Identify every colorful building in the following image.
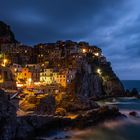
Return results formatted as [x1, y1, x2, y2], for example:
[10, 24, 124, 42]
[26, 64, 40, 82]
[40, 68, 67, 87]
[17, 68, 32, 85]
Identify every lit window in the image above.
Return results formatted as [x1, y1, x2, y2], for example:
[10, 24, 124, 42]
[94, 52, 99, 56]
[82, 49, 86, 53]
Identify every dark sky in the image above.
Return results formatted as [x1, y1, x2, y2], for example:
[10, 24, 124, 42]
[0, 0, 140, 80]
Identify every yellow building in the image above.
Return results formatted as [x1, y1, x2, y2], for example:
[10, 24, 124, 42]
[53, 72, 67, 87]
[40, 69, 67, 87]
[40, 68, 53, 83]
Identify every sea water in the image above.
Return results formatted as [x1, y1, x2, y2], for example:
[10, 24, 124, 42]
[122, 80, 140, 91]
[38, 81, 140, 140]
[69, 81, 140, 140]
[70, 97, 140, 140]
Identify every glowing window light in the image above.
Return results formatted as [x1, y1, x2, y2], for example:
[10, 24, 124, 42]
[82, 49, 86, 53]
[94, 52, 99, 56]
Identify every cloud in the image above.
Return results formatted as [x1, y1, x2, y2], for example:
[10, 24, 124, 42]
[0, 0, 140, 79]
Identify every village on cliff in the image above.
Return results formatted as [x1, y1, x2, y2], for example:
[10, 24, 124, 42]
[0, 21, 124, 94]
[0, 21, 139, 139]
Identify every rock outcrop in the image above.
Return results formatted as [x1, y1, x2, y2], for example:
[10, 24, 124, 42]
[0, 90, 17, 140]
[0, 21, 17, 43]
[73, 53, 125, 98]
[19, 94, 56, 114]
[57, 94, 99, 113]
[75, 70, 103, 98]
[100, 62, 125, 96]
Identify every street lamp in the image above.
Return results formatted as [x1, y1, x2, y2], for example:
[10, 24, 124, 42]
[97, 68, 101, 75]
[2, 59, 8, 67]
[28, 78, 32, 83]
[82, 49, 86, 53]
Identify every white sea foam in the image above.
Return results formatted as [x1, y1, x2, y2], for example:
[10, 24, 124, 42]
[105, 101, 140, 105]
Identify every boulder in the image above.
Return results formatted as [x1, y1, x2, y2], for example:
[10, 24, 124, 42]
[131, 88, 139, 96]
[129, 111, 137, 117]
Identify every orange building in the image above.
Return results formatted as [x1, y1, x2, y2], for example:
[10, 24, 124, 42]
[17, 68, 32, 84]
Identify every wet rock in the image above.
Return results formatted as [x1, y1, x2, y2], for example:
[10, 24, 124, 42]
[129, 111, 137, 117]
[74, 106, 122, 128]
[125, 89, 130, 96]
[125, 88, 139, 97]
[131, 88, 139, 96]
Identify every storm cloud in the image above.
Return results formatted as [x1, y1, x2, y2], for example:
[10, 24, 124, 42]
[0, 0, 140, 79]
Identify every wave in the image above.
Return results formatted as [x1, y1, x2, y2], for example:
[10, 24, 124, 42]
[121, 109, 140, 115]
[117, 97, 137, 100]
[36, 131, 72, 140]
[105, 101, 140, 105]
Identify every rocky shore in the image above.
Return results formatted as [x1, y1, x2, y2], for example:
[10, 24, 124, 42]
[0, 91, 125, 140]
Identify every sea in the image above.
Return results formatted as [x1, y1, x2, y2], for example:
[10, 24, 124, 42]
[122, 80, 140, 91]
[37, 80, 140, 140]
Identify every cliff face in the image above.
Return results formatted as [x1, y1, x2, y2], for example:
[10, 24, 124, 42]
[100, 61, 125, 96]
[74, 54, 124, 98]
[0, 21, 17, 43]
[75, 70, 103, 98]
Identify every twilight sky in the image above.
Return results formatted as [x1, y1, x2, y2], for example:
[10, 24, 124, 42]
[0, 0, 140, 80]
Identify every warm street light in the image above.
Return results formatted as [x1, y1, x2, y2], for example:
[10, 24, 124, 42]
[97, 68, 101, 75]
[27, 78, 32, 86]
[2, 59, 8, 67]
[28, 78, 32, 83]
[82, 49, 86, 53]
